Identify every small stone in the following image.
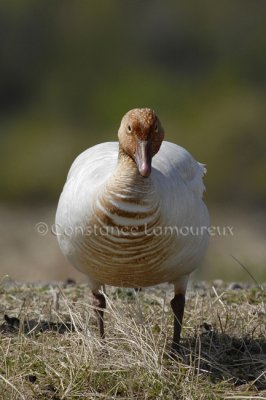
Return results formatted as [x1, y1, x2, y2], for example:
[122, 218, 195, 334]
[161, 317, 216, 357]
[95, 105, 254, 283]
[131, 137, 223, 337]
[64, 278, 76, 287]
[27, 374, 37, 383]
[227, 282, 243, 290]
[4, 314, 20, 328]
[200, 322, 213, 332]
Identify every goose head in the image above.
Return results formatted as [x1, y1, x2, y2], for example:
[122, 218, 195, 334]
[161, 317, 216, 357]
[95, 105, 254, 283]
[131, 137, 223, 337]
[118, 108, 164, 178]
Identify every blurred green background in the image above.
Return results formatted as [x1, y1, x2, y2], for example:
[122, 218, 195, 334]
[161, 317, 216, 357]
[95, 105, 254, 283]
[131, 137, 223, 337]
[0, 0, 265, 283]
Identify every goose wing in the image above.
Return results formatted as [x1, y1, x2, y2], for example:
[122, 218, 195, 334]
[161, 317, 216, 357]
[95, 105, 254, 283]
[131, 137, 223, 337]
[66, 142, 118, 185]
[152, 141, 206, 198]
[152, 141, 208, 228]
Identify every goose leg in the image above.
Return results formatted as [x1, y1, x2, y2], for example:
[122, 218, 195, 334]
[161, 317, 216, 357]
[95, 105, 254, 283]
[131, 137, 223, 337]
[170, 276, 188, 353]
[92, 290, 106, 339]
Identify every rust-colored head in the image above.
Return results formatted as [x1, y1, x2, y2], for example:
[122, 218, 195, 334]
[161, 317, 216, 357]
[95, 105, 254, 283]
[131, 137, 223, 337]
[118, 108, 164, 177]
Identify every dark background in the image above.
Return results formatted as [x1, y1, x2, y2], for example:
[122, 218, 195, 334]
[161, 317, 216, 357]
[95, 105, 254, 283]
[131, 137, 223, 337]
[0, 1, 265, 283]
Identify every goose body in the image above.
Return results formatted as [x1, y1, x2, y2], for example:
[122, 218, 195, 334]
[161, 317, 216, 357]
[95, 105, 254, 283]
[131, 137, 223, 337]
[56, 108, 209, 350]
[56, 141, 208, 288]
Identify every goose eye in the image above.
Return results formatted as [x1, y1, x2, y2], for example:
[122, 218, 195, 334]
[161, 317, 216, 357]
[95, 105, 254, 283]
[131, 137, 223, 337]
[127, 125, 132, 133]
[154, 123, 158, 133]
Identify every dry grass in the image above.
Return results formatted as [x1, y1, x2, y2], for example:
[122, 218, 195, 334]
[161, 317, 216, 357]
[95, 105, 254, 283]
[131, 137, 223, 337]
[0, 278, 265, 399]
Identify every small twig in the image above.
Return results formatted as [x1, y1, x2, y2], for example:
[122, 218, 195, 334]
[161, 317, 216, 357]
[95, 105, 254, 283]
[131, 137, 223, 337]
[248, 369, 266, 391]
[212, 286, 226, 311]
[231, 255, 264, 291]
[217, 312, 224, 335]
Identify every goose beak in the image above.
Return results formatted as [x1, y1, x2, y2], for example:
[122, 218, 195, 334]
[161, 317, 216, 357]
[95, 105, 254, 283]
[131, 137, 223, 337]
[135, 139, 152, 178]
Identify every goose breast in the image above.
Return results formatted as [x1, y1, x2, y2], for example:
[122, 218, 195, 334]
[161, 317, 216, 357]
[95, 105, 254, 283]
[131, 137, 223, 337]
[56, 141, 209, 288]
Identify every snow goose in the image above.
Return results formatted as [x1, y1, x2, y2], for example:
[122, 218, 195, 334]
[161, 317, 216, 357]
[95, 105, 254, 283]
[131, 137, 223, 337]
[56, 108, 209, 352]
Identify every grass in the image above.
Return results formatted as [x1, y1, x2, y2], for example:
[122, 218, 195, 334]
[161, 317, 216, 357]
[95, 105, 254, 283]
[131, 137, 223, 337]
[0, 279, 265, 399]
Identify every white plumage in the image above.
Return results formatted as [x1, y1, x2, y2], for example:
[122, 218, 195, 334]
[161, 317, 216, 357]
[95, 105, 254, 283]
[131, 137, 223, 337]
[56, 141, 208, 286]
[55, 108, 209, 350]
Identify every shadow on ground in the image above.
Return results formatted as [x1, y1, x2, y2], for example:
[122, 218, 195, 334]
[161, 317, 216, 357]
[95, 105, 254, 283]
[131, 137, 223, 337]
[181, 327, 266, 390]
[0, 314, 76, 335]
[1, 313, 265, 391]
